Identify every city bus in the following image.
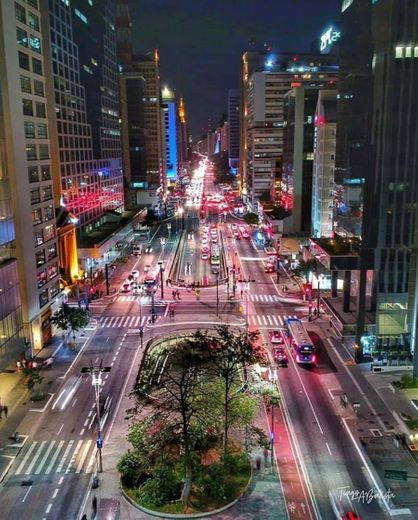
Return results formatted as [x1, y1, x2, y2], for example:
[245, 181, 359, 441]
[284, 318, 316, 365]
[210, 244, 220, 265]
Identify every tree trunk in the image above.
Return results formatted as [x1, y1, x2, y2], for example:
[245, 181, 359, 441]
[180, 454, 192, 505]
[223, 381, 229, 462]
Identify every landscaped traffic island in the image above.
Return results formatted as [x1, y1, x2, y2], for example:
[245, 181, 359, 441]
[118, 326, 276, 515]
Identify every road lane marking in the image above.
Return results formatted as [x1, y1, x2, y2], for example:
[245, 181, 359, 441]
[15, 442, 38, 475]
[46, 504, 52, 514]
[45, 440, 65, 474]
[26, 441, 46, 474]
[325, 442, 332, 455]
[52, 488, 59, 499]
[56, 440, 74, 473]
[76, 440, 92, 474]
[35, 441, 56, 475]
[66, 439, 83, 474]
[327, 388, 335, 401]
[22, 485, 32, 502]
[57, 424, 64, 435]
[80, 429, 85, 436]
[72, 399, 77, 408]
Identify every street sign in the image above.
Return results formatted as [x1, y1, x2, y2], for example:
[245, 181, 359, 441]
[384, 469, 407, 481]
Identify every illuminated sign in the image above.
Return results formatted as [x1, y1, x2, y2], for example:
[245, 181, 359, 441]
[320, 27, 341, 53]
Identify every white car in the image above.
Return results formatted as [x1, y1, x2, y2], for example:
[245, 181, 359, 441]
[143, 264, 151, 273]
[131, 270, 139, 279]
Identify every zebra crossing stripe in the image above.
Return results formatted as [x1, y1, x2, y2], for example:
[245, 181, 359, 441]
[76, 440, 93, 474]
[66, 439, 83, 474]
[35, 440, 56, 475]
[56, 440, 74, 473]
[45, 440, 65, 474]
[15, 442, 38, 475]
[25, 441, 46, 475]
[267, 315, 273, 326]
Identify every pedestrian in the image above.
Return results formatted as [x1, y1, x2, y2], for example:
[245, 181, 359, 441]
[92, 495, 98, 514]
[3, 405, 8, 418]
[172, 289, 176, 299]
[16, 361, 21, 372]
[176, 289, 180, 300]
[256, 456, 261, 470]
[263, 447, 269, 466]
[22, 359, 27, 369]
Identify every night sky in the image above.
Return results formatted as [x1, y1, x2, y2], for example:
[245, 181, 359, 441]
[130, 0, 342, 138]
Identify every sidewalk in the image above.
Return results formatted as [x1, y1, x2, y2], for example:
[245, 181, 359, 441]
[81, 363, 287, 519]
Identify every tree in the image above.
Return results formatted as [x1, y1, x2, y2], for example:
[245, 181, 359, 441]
[243, 212, 259, 226]
[51, 304, 89, 340]
[134, 339, 206, 506]
[291, 259, 317, 283]
[23, 367, 44, 399]
[191, 326, 264, 462]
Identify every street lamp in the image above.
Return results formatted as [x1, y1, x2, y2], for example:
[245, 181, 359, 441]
[80, 361, 111, 474]
[158, 260, 165, 299]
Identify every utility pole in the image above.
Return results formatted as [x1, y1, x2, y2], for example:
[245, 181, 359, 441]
[158, 260, 164, 299]
[81, 361, 111, 473]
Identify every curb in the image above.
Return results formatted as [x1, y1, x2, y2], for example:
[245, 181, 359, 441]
[121, 460, 253, 519]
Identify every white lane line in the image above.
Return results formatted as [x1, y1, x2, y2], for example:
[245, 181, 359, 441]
[58, 476, 64, 485]
[66, 439, 83, 474]
[76, 440, 93, 474]
[72, 399, 77, 408]
[46, 504, 52, 514]
[45, 440, 65, 474]
[52, 488, 59, 499]
[83, 419, 89, 427]
[26, 441, 46, 474]
[80, 429, 85, 436]
[57, 424, 64, 435]
[56, 440, 74, 473]
[85, 449, 96, 475]
[35, 441, 56, 475]
[325, 442, 332, 455]
[22, 485, 32, 503]
[328, 388, 335, 401]
[15, 442, 38, 475]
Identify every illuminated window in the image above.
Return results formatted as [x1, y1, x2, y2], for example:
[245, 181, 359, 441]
[74, 8, 88, 24]
[30, 34, 41, 54]
[405, 46, 412, 58]
[415, 47, 418, 58]
[17, 27, 28, 47]
[395, 46, 404, 58]
[44, 224, 55, 241]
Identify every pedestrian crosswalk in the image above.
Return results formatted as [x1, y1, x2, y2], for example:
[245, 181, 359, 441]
[88, 302, 107, 318]
[99, 315, 148, 328]
[248, 294, 280, 303]
[10, 439, 94, 477]
[115, 295, 166, 304]
[248, 314, 299, 327]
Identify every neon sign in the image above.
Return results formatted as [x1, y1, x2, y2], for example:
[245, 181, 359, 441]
[320, 27, 341, 53]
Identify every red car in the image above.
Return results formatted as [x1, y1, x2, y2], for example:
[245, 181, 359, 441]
[273, 347, 288, 366]
[269, 330, 284, 344]
[264, 263, 274, 273]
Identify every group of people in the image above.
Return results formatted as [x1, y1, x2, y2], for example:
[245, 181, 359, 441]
[0, 404, 9, 419]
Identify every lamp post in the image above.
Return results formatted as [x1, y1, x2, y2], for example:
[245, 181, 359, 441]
[151, 288, 156, 322]
[81, 361, 111, 474]
[216, 272, 220, 317]
[158, 260, 165, 299]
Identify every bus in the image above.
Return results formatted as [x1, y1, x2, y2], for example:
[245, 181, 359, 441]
[134, 226, 151, 242]
[210, 244, 220, 266]
[284, 318, 316, 365]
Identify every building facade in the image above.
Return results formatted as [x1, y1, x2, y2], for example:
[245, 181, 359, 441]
[311, 90, 337, 238]
[0, 0, 63, 358]
[161, 86, 178, 184]
[228, 89, 239, 172]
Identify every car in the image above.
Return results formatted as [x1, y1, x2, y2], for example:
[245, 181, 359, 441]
[201, 246, 209, 253]
[211, 237, 218, 244]
[231, 223, 238, 231]
[132, 285, 143, 295]
[242, 232, 250, 239]
[145, 246, 153, 253]
[121, 282, 131, 293]
[264, 263, 275, 273]
[143, 264, 151, 273]
[234, 232, 241, 240]
[269, 330, 284, 344]
[201, 252, 209, 260]
[131, 270, 140, 279]
[272, 347, 288, 366]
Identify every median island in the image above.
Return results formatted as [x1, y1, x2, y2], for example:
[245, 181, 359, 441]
[118, 326, 275, 515]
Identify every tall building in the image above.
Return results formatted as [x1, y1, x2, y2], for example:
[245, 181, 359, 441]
[228, 89, 240, 172]
[177, 97, 189, 173]
[42, 0, 124, 229]
[311, 90, 337, 238]
[367, 0, 418, 337]
[243, 54, 338, 209]
[161, 86, 178, 184]
[282, 81, 337, 234]
[0, 0, 63, 359]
